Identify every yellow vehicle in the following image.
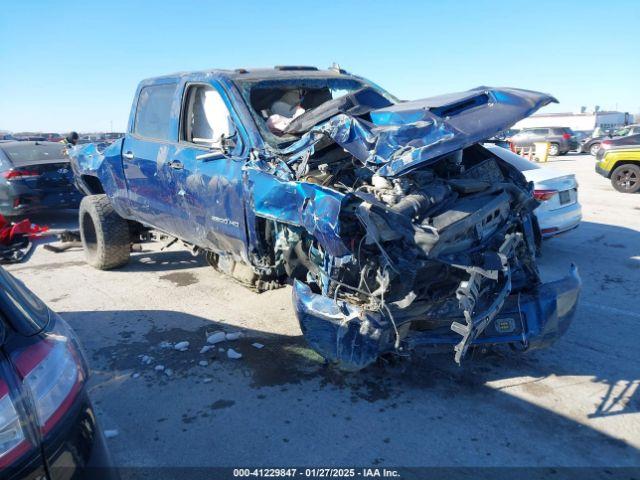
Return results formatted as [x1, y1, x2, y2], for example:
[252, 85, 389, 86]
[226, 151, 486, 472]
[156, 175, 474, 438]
[595, 134, 640, 193]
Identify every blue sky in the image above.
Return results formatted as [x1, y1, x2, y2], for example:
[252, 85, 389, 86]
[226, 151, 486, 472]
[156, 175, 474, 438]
[1, 0, 638, 132]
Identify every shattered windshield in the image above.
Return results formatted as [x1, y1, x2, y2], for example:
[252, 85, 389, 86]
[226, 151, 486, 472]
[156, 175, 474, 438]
[236, 77, 397, 147]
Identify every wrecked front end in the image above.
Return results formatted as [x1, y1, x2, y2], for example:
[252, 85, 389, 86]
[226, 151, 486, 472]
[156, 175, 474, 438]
[247, 87, 580, 370]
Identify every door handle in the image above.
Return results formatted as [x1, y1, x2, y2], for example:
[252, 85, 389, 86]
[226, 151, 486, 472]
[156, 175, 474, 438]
[168, 160, 184, 170]
[123, 151, 134, 160]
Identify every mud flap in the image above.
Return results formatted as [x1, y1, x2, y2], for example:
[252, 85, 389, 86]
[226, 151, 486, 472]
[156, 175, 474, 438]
[292, 280, 392, 371]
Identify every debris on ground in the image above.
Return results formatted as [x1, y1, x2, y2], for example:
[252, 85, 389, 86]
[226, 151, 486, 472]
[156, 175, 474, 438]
[225, 332, 243, 341]
[207, 332, 226, 344]
[158, 341, 173, 349]
[174, 341, 189, 351]
[0, 215, 48, 264]
[227, 348, 242, 359]
[199, 345, 212, 354]
[203, 378, 213, 383]
[132, 373, 140, 379]
[42, 230, 81, 253]
[164, 368, 173, 377]
[154, 365, 165, 371]
[198, 360, 208, 367]
[251, 342, 264, 349]
[104, 430, 119, 439]
[140, 355, 153, 365]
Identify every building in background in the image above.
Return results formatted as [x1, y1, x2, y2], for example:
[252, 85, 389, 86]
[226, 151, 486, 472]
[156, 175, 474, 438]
[514, 109, 632, 132]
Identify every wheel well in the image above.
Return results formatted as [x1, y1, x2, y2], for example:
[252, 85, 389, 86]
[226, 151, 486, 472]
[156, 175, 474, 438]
[81, 175, 105, 195]
[611, 160, 640, 175]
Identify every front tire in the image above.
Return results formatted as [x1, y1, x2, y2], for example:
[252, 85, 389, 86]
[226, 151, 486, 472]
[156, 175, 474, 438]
[610, 164, 640, 193]
[79, 194, 130, 269]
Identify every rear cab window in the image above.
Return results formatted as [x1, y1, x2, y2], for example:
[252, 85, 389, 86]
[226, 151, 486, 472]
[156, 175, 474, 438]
[133, 83, 177, 140]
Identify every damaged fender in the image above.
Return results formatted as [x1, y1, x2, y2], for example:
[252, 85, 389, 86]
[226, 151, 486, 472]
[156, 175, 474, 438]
[246, 167, 352, 257]
[293, 280, 393, 371]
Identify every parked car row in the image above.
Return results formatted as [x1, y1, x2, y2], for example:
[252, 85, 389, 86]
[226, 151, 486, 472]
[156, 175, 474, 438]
[502, 124, 640, 157]
[509, 127, 578, 156]
[503, 125, 640, 194]
[1, 133, 124, 144]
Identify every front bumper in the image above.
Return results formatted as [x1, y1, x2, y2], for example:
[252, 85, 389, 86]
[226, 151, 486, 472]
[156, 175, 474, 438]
[293, 265, 580, 369]
[595, 163, 610, 178]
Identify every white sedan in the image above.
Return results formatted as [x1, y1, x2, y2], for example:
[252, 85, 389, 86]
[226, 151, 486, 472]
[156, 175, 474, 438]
[486, 145, 582, 238]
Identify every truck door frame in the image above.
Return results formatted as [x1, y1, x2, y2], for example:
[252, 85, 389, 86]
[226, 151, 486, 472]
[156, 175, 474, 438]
[172, 77, 252, 260]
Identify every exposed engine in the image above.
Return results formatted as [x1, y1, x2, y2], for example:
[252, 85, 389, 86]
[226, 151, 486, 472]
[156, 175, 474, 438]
[264, 142, 541, 369]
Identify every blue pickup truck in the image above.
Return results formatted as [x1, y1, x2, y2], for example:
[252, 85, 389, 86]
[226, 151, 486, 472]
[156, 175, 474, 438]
[70, 66, 581, 370]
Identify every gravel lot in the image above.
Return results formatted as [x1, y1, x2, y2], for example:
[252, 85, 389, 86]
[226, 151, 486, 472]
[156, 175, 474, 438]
[5, 153, 640, 471]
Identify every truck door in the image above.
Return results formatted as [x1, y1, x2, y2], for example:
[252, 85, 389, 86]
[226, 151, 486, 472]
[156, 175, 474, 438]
[171, 82, 248, 256]
[122, 82, 182, 235]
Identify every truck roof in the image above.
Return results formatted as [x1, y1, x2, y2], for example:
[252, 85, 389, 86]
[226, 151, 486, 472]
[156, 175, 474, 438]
[138, 66, 356, 86]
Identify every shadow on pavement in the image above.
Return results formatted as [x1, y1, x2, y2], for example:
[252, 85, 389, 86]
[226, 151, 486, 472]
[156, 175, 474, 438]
[121, 250, 208, 273]
[538, 220, 640, 421]
[61, 307, 639, 467]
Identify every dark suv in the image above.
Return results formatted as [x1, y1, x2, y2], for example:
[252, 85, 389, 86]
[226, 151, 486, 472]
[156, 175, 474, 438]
[510, 127, 578, 156]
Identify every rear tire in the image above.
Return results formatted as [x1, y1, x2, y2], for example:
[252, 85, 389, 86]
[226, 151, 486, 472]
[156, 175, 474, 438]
[610, 164, 640, 193]
[79, 194, 130, 269]
[589, 143, 601, 156]
[548, 143, 560, 156]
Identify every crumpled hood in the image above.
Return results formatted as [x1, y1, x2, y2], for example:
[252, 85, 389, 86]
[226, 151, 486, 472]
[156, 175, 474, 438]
[274, 87, 556, 177]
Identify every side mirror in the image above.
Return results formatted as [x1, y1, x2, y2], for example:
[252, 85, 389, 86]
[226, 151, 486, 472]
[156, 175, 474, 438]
[195, 130, 239, 160]
[220, 131, 237, 155]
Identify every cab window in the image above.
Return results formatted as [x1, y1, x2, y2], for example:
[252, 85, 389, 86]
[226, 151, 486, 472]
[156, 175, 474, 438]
[134, 83, 177, 140]
[181, 84, 234, 147]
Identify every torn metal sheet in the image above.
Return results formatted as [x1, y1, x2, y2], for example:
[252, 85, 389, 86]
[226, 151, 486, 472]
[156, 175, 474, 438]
[269, 87, 556, 177]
